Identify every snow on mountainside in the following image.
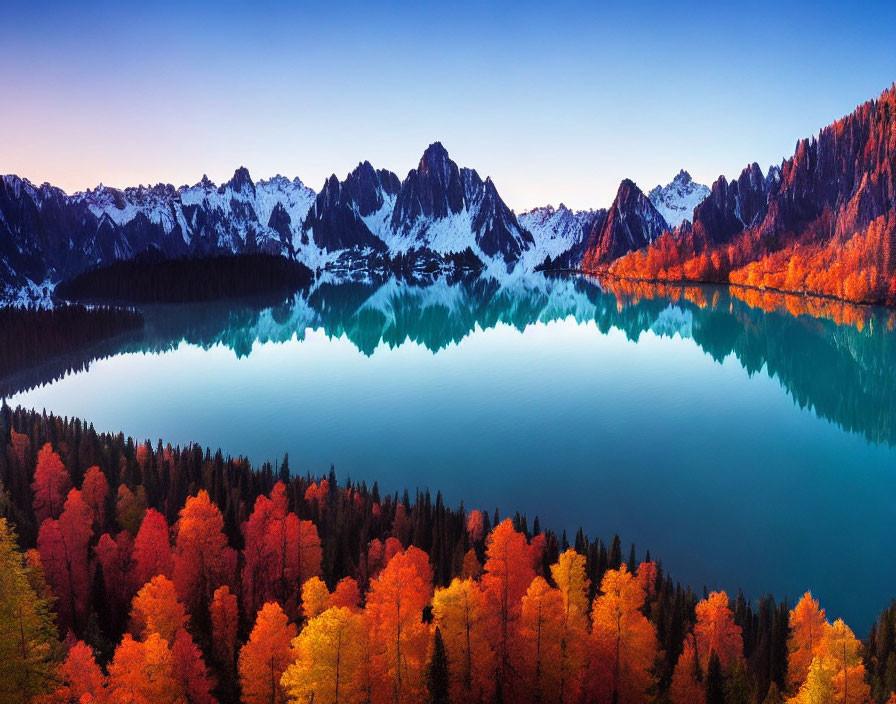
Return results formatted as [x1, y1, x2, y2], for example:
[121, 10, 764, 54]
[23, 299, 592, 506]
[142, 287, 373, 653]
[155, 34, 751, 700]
[518, 204, 601, 262]
[0, 169, 317, 301]
[647, 170, 710, 229]
[0, 145, 711, 303]
[303, 143, 533, 278]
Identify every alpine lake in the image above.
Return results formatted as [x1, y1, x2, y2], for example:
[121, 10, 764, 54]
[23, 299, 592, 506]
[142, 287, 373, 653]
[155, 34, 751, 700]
[6, 273, 895, 632]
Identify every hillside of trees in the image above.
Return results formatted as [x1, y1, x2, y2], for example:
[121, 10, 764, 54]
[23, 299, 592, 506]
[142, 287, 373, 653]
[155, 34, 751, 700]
[0, 405, 892, 704]
[55, 253, 313, 304]
[602, 85, 896, 307]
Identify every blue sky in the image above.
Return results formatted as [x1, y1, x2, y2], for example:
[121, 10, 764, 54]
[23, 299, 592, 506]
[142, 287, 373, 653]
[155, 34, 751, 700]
[2, 0, 895, 210]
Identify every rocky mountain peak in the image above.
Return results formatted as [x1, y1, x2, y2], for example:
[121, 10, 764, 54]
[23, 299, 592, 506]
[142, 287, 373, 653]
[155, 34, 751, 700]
[648, 170, 710, 229]
[582, 179, 668, 267]
[418, 142, 452, 172]
[222, 166, 255, 196]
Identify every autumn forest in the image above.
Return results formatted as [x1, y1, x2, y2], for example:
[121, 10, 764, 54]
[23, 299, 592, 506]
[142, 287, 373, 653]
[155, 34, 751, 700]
[0, 406, 892, 704]
[601, 86, 896, 307]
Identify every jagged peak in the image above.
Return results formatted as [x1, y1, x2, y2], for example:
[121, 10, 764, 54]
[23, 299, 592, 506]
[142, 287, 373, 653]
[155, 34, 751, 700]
[220, 166, 255, 195]
[613, 179, 648, 205]
[673, 169, 693, 184]
[419, 141, 451, 171]
[349, 160, 376, 179]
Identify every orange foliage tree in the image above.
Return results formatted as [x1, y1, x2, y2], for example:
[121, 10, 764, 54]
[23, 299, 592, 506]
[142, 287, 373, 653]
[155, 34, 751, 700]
[788, 591, 830, 690]
[518, 576, 566, 702]
[366, 545, 433, 704]
[590, 565, 659, 704]
[107, 632, 179, 704]
[238, 602, 297, 704]
[172, 490, 236, 614]
[669, 590, 743, 703]
[481, 519, 536, 701]
[130, 575, 188, 642]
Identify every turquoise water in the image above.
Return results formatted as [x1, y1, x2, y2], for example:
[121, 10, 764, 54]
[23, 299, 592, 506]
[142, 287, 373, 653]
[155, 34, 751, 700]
[8, 275, 896, 632]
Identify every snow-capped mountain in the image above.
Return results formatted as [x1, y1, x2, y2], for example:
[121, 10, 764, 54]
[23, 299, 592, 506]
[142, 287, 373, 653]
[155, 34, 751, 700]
[303, 142, 534, 276]
[0, 169, 316, 302]
[0, 141, 711, 303]
[517, 204, 604, 266]
[647, 170, 710, 229]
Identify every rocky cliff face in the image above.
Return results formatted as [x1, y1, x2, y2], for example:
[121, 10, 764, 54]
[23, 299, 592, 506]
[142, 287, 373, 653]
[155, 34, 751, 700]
[687, 162, 778, 248]
[387, 142, 533, 264]
[680, 87, 895, 257]
[582, 179, 668, 267]
[303, 162, 400, 252]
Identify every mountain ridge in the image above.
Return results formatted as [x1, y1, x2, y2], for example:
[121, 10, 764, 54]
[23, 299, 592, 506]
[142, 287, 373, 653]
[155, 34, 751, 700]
[606, 84, 896, 305]
[5, 85, 894, 306]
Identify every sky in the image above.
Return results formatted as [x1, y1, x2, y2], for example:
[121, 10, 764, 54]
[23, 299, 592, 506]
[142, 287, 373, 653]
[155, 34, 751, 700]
[2, 0, 896, 211]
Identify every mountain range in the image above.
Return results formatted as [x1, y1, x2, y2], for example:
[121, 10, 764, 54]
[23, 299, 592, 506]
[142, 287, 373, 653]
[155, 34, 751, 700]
[2, 84, 894, 306]
[0, 144, 703, 304]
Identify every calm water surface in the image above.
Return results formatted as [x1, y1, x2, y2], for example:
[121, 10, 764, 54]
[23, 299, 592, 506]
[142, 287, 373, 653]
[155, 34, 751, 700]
[7, 275, 896, 632]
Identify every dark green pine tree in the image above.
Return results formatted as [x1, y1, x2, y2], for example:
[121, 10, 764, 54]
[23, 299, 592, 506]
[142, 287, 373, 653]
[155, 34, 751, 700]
[705, 652, 725, 704]
[426, 627, 450, 704]
[608, 534, 622, 570]
[278, 453, 290, 483]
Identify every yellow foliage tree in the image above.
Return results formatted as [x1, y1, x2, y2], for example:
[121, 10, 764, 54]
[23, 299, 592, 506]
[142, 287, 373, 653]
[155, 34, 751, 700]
[431, 577, 494, 703]
[550, 549, 591, 703]
[301, 576, 331, 621]
[281, 606, 365, 704]
[591, 566, 659, 704]
[0, 518, 59, 703]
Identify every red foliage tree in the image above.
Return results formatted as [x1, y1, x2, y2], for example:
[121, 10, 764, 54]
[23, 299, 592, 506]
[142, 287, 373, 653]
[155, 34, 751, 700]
[132, 507, 173, 589]
[329, 576, 362, 611]
[481, 519, 536, 701]
[171, 627, 216, 704]
[242, 482, 322, 620]
[49, 640, 108, 704]
[94, 530, 137, 623]
[210, 585, 239, 672]
[37, 488, 92, 634]
[31, 443, 71, 525]
[80, 466, 109, 536]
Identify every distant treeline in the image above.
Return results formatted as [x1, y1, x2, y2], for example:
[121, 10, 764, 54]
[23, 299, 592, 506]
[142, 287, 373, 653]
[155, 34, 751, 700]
[56, 253, 314, 304]
[0, 305, 144, 394]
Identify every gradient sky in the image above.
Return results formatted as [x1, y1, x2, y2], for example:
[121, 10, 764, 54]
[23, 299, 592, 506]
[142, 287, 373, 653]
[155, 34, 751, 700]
[3, 0, 895, 211]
